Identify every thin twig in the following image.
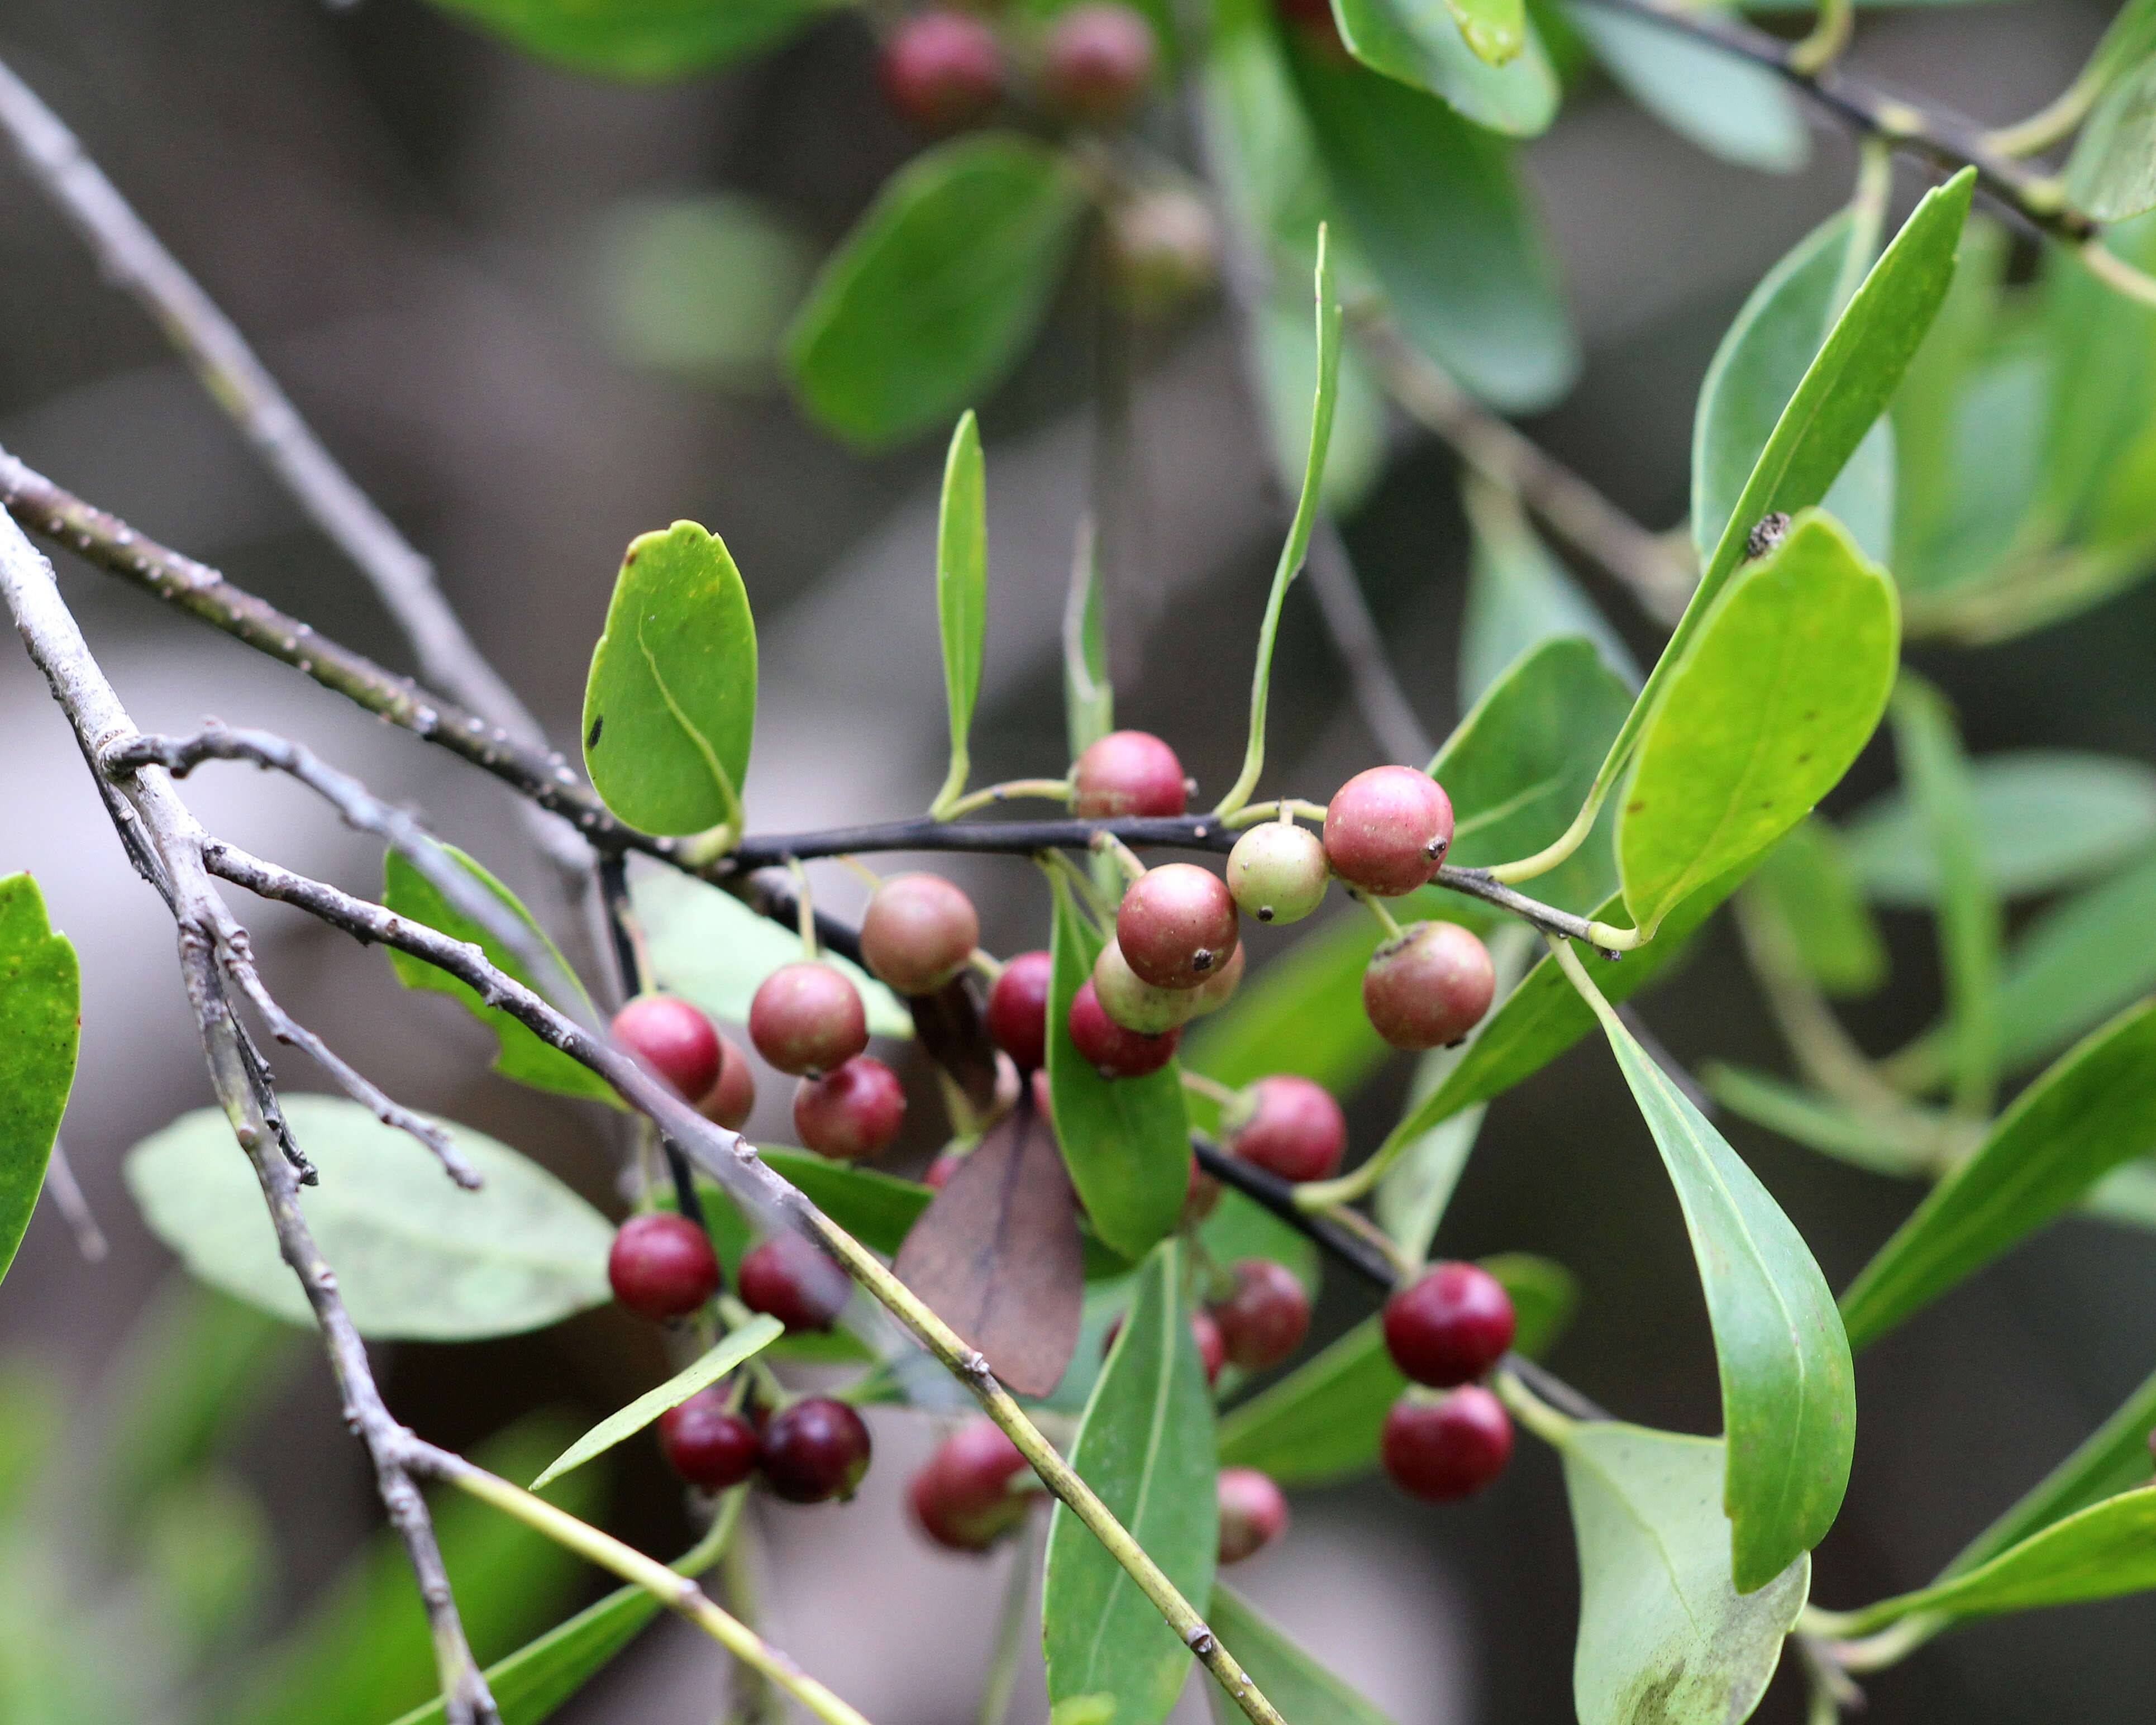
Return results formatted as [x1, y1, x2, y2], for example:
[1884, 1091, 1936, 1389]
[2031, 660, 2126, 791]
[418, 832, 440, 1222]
[1303, 520, 1435, 765]
[39, 1141, 107, 1262]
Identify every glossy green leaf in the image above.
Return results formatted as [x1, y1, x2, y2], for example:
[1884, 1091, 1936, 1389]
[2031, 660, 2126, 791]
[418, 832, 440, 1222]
[1254, 287, 1390, 512]
[1331, 0, 1560, 135]
[1446, 0, 1523, 63]
[784, 134, 1086, 449]
[1373, 1050, 1488, 1262]
[1046, 873, 1190, 1260]
[1750, 820, 1887, 999]
[385, 1578, 660, 1725]
[1459, 479, 1638, 707]
[1567, 2, 1807, 173]
[383, 847, 619, 1107]
[0, 874, 76, 1284]
[581, 520, 757, 838]
[1558, 1422, 1809, 1725]
[932, 411, 988, 815]
[1980, 847, 2156, 1075]
[2067, 54, 2156, 222]
[125, 1097, 613, 1341]
[1618, 512, 1900, 940]
[1841, 999, 2156, 1349]
[1705, 1065, 1936, 1180]
[423, 0, 836, 79]
[1043, 1242, 1217, 1725]
[1205, 1585, 1396, 1725]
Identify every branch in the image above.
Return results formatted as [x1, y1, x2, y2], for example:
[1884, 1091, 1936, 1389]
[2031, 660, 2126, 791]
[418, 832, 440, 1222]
[1302, 520, 1436, 765]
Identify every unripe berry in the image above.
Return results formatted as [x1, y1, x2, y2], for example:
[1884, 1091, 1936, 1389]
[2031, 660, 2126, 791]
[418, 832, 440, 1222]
[612, 994, 722, 1103]
[880, 9, 1006, 130]
[1363, 921, 1495, 1050]
[1209, 1259, 1310, 1371]
[1217, 1467, 1290, 1564]
[1323, 766, 1454, 897]
[1226, 821, 1330, 925]
[1093, 940, 1206, 1036]
[658, 1389, 760, 1490]
[607, 1213, 721, 1321]
[860, 874, 980, 996]
[1117, 864, 1239, 990]
[986, 949, 1055, 1070]
[1039, 2, 1157, 123]
[1105, 187, 1219, 319]
[750, 961, 869, 1076]
[1383, 1261, 1516, 1388]
[738, 1235, 853, 1333]
[1381, 1386, 1513, 1502]
[699, 1035, 757, 1131]
[1224, 1075, 1347, 1182]
[1072, 730, 1186, 818]
[792, 1056, 907, 1160]
[759, 1396, 872, 1503]
[1067, 979, 1180, 1077]
[909, 1417, 1031, 1551]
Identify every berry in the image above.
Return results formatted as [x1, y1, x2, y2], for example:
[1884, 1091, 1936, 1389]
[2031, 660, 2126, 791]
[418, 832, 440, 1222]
[1227, 822, 1330, 925]
[698, 1035, 757, 1131]
[793, 1056, 908, 1160]
[986, 949, 1055, 1070]
[1193, 1308, 1227, 1384]
[1209, 1259, 1310, 1371]
[1383, 1261, 1516, 1388]
[1067, 979, 1180, 1077]
[1072, 730, 1186, 818]
[1116, 864, 1239, 990]
[880, 9, 1006, 130]
[607, 1213, 721, 1321]
[1186, 941, 1245, 1016]
[1275, 0, 1348, 56]
[860, 874, 979, 996]
[1224, 1075, 1347, 1183]
[909, 1417, 1032, 1551]
[749, 962, 869, 1076]
[659, 1389, 760, 1490]
[1093, 940, 1206, 1036]
[759, 1397, 873, 1503]
[1217, 1467, 1290, 1564]
[1104, 187, 1219, 318]
[923, 1150, 964, 1189]
[612, 994, 722, 1103]
[1363, 921, 1495, 1050]
[738, 1235, 853, 1333]
[1323, 766, 1454, 897]
[1039, 3, 1157, 123]
[1381, 1386, 1513, 1503]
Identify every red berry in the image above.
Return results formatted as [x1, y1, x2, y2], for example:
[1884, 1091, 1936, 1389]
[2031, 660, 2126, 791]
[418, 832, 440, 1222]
[1217, 1467, 1290, 1564]
[1093, 940, 1206, 1036]
[792, 1056, 907, 1160]
[880, 9, 1006, 130]
[923, 1150, 964, 1189]
[1039, 3, 1157, 123]
[1072, 730, 1186, 818]
[1226, 821, 1330, 925]
[1225, 1075, 1347, 1183]
[759, 1396, 872, 1503]
[1209, 1259, 1310, 1371]
[860, 874, 980, 997]
[1323, 766, 1454, 897]
[987, 949, 1055, 1070]
[738, 1235, 853, 1333]
[1383, 1261, 1516, 1388]
[1363, 921, 1495, 1050]
[909, 1417, 1032, 1551]
[1193, 1308, 1227, 1384]
[612, 995, 722, 1103]
[607, 1213, 721, 1321]
[699, 1035, 757, 1131]
[659, 1389, 760, 1490]
[749, 961, 869, 1076]
[1381, 1386, 1513, 1502]
[1068, 979, 1180, 1077]
[1117, 864, 1239, 990]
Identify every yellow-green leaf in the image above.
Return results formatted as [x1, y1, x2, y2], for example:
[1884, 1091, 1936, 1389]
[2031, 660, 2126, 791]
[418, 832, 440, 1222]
[0, 873, 77, 1284]
[932, 411, 988, 814]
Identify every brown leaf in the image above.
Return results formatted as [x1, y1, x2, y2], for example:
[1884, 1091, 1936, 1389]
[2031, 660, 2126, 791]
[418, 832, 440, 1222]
[908, 973, 1001, 1112]
[892, 1094, 1084, 1397]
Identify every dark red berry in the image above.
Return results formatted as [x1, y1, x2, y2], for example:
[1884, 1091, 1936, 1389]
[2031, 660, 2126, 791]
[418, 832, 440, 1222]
[749, 961, 869, 1076]
[1117, 864, 1240, 990]
[612, 994, 722, 1103]
[1381, 1386, 1513, 1502]
[1209, 1259, 1310, 1371]
[1226, 821, 1330, 925]
[1324, 766, 1454, 897]
[1039, 2, 1157, 123]
[793, 1056, 907, 1160]
[987, 949, 1055, 1070]
[1072, 730, 1186, 818]
[607, 1213, 721, 1321]
[659, 1388, 760, 1490]
[1193, 1308, 1227, 1384]
[1383, 1261, 1516, 1388]
[880, 9, 1006, 130]
[1093, 940, 1206, 1036]
[1217, 1467, 1290, 1564]
[759, 1396, 872, 1503]
[909, 1417, 1032, 1551]
[1363, 921, 1495, 1051]
[1068, 979, 1180, 1077]
[738, 1235, 853, 1333]
[860, 874, 980, 997]
[699, 1035, 757, 1131]
[1225, 1075, 1347, 1183]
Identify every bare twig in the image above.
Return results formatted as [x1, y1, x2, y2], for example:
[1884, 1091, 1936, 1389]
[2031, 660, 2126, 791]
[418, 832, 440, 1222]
[39, 1141, 107, 1262]
[1303, 521, 1435, 765]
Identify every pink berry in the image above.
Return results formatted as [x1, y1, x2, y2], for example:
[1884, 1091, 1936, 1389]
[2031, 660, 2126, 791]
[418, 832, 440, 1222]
[1225, 1075, 1347, 1182]
[738, 1235, 852, 1333]
[923, 1150, 964, 1189]
[909, 1418, 1032, 1551]
[659, 1389, 760, 1490]
[608, 1213, 721, 1321]
[792, 1056, 907, 1160]
[1072, 730, 1186, 818]
[1363, 922, 1495, 1050]
[759, 1397, 872, 1503]
[1381, 1387, 1513, 1502]
[860, 874, 979, 997]
[1217, 1467, 1290, 1564]
[1209, 1259, 1310, 1371]
[986, 950, 1055, 1071]
[1193, 1309, 1227, 1384]
[699, 1035, 757, 1131]
[1383, 1261, 1516, 1388]
[880, 9, 1006, 130]
[1116, 864, 1239, 990]
[1039, 3, 1157, 124]
[750, 961, 869, 1076]
[612, 994, 722, 1103]
[1324, 766, 1454, 897]
[1067, 978, 1180, 1077]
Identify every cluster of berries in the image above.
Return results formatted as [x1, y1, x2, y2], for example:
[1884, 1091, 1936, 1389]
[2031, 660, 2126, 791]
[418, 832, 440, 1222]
[880, 2, 1158, 132]
[1378, 1262, 1518, 1502]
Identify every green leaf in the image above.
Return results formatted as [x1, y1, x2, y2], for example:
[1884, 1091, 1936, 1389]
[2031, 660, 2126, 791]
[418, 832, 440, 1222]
[1043, 1242, 1217, 1725]
[1618, 511, 1900, 940]
[382, 847, 618, 1107]
[1749, 820, 1887, 999]
[423, 0, 836, 79]
[1459, 479, 1638, 707]
[2030, 212, 2156, 543]
[784, 134, 1087, 450]
[1199, 1188, 1320, 1300]
[385, 1579, 660, 1725]
[125, 1097, 614, 1341]
[0, 874, 77, 1284]
[142, 1474, 275, 1656]
[1205, 1586, 1397, 1725]
[1445, 0, 1523, 64]
[530, 1316, 783, 1491]
[1840, 999, 2156, 1350]
[1567, 2, 1807, 174]
[1289, 36, 1576, 409]
[1983, 846, 2156, 1075]
[1373, 1050, 1488, 1262]
[1181, 913, 1389, 1104]
[2067, 54, 2156, 222]
[1330, 0, 1560, 135]
[932, 411, 988, 816]
[1557, 1422, 1809, 1725]
[1253, 286, 1390, 513]
[1705, 1065, 1936, 1179]
[597, 193, 811, 382]
[581, 521, 757, 838]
